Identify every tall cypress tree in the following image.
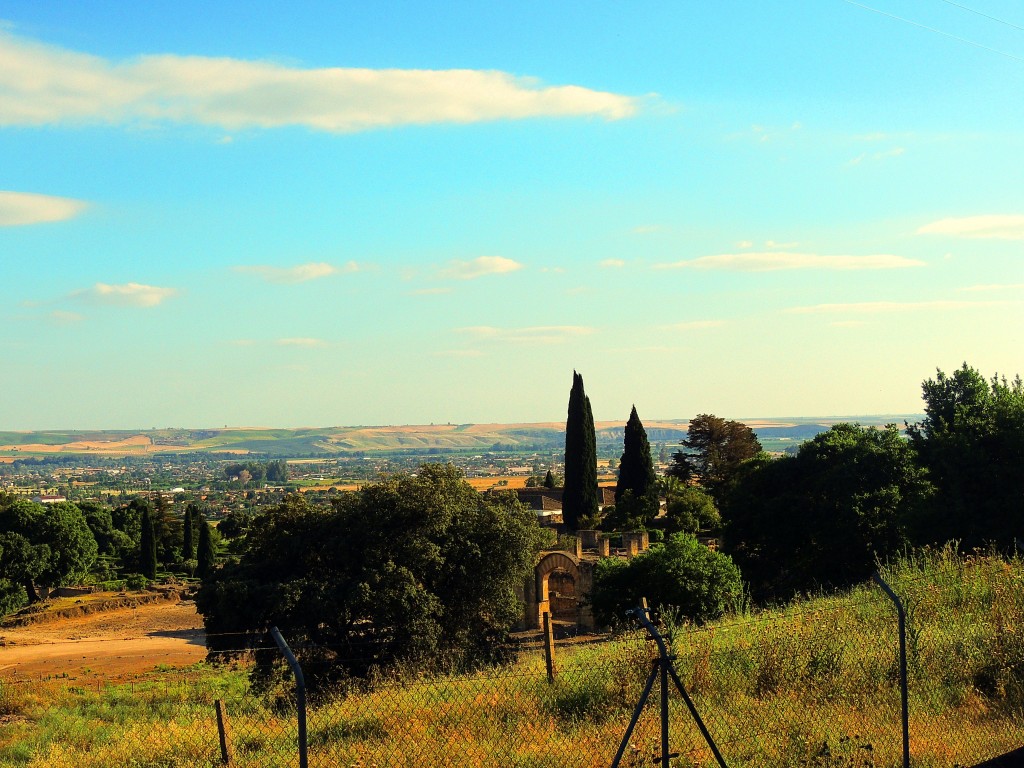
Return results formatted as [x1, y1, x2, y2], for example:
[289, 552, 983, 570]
[140, 506, 158, 580]
[563, 371, 598, 530]
[197, 519, 215, 578]
[182, 504, 196, 561]
[615, 405, 658, 504]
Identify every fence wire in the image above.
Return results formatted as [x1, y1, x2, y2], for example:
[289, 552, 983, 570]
[2, 557, 1023, 767]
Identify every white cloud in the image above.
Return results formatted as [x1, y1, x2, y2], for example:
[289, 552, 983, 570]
[661, 320, 724, 331]
[655, 252, 924, 272]
[0, 30, 637, 132]
[599, 259, 625, 268]
[440, 256, 522, 280]
[785, 300, 1011, 315]
[917, 215, 1024, 240]
[73, 282, 177, 307]
[276, 337, 325, 347]
[234, 261, 356, 283]
[765, 240, 800, 249]
[0, 190, 86, 226]
[736, 240, 753, 249]
[456, 325, 593, 344]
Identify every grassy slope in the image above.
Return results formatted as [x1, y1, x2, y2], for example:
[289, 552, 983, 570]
[1, 547, 1021, 767]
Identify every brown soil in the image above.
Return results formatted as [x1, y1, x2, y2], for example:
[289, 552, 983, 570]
[0, 596, 205, 680]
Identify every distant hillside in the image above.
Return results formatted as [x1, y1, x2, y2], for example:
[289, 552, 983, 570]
[0, 415, 922, 458]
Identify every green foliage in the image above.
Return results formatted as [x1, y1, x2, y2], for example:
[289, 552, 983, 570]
[181, 504, 196, 561]
[563, 371, 597, 530]
[590, 532, 743, 627]
[664, 484, 721, 534]
[908, 362, 1024, 548]
[614, 406, 657, 508]
[667, 414, 761, 501]
[599, 489, 657, 532]
[726, 423, 931, 601]
[196, 519, 215, 578]
[197, 464, 546, 687]
[139, 505, 158, 581]
[0, 497, 98, 605]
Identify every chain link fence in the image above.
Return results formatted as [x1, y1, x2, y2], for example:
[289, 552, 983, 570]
[2, 554, 1023, 767]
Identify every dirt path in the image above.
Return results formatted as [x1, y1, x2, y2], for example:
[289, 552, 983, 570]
[0, 599, 206, 680]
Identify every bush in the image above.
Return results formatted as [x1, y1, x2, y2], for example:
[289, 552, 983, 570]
[590, 533, 743, 627]
[124, 573, 149, 591]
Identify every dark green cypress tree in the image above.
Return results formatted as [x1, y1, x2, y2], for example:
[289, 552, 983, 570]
[140, 506, 158, 580]
[563, 371, 598, 530]
[197, 519, 215, 579]
[615, 405, 658, 505]
[543, 470, 556, 489]
[182, 504, 195, 561]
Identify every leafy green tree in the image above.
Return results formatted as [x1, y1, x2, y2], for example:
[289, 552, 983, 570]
[725, 424, 931, 601]
[0, 498, 98, 607]
[182, 504, 197, 561]
[196, 518, 215, 578]
[664, 485, 721, 534]
[590, 533, 742, 627]
[197, 464, 545, 686]
[907, 363, 1024, 548]
[543, 470, 558, 489]
[139, 505, 158, 580]
[563, 371, 598, 530]
[78, 500, 134, 559]
[667, 414, 761, 501]
[615, 406, 658, 508]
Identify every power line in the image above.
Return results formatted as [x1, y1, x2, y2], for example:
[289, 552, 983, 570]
[841, 0, 1024, 63]
[937, 0, 1024, 34]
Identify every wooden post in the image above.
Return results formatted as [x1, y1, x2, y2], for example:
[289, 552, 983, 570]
[215, 699, 234, 766]
[543, 610, 556, 682]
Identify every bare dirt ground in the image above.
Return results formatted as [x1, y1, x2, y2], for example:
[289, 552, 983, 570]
[0, 597, 205, 680]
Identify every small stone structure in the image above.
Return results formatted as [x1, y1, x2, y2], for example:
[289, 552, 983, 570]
[520, 530, 650, 633]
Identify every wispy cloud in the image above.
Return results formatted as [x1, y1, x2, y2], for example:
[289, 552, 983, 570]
[0, 190, 87, 226]
[440, 256, 523, 280]
[49, 310, 84, 325]
[655, 252, 924, 272]
[918, 215, 1024, 240]
[785, 300, 1011, 315]
[456, 325, 594, 344]
[234, 261, 356, 284]
[0, 30, 637, 132]
[408, 287, 452, 296]
[276, 337, 325, 347]
[72, 282, 177, 307]
[661, 320, 725, 331]
[600, 258, 625, 268]
[847, 147, 904, 166]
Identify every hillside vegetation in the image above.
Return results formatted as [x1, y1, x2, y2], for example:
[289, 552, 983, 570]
[2, 547, 1021, 767]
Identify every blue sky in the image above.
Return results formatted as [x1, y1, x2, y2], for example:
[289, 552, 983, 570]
[2, 1, 1022, 429]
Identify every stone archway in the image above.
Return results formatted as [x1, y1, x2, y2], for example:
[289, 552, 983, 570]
[523, 551, 596, 632]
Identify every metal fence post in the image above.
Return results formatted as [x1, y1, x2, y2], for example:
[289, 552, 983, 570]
[542, 611, 556, 682]
[270, 626, 308, 768]
[873, 572, 910, 768]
